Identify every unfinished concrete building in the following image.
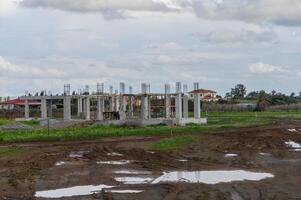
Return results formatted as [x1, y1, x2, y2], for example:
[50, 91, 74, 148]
[20, 82, 207, 126]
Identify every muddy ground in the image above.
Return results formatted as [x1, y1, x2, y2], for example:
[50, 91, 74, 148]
[1, 120, 301, 200]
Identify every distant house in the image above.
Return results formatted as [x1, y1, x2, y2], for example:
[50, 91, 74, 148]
[188, 89, 219, 102]
[0, 98, 41, 110]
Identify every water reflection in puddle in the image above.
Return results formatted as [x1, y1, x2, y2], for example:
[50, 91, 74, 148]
[35, 184, 113, 198]
[115, 177, 153, 184]
[259, 153, 271, 156]
[69, 151, 89, 158]
[225, 154, 238, 157]
[114, 170, 152, 175]
[178, 159, 188, 162]
[106, 189, 143, 193]
[288, 129, 298, 132]
[286, 141, 301, 151]
[107, 152, 123, 156]
[152, 170, 274, 184]
[55, 161, 66, 166]
[97, 160, 132, 165]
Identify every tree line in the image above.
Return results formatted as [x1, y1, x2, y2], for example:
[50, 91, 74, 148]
[221, 84, 301, 111]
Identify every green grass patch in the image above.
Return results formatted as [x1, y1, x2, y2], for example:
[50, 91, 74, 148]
[151, 135, 198, 151]
[0, 119, 11, 126]
[0, 110, 300, 143]
[19, 119, 40, 126]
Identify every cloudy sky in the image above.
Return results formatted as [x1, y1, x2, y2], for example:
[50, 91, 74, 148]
[1, 0, 301, 96]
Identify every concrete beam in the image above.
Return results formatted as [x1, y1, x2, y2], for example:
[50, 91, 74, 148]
[41, 99, 47, 119]
[183, 95, 189, 118]
[194, 94, 201, 119]
[25, 99, 29, 119]
[97, 96, 104, 121]
[63, 96, 71, 121]
[175, 94, 182, 120]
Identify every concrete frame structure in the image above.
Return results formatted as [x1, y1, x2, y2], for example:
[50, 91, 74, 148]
[97, 96, 104, 121]
[20, 82, 207, 126]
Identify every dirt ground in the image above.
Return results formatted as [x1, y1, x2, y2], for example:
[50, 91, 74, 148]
[1, 119, 301, 200]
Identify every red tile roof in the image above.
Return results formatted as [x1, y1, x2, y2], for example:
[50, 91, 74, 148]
[0, 98, 41, 106]
[189, 89, 217, 94]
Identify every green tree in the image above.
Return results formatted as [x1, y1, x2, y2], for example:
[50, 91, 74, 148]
[231, 84, 246, 100]
[255, 90, 270, 112]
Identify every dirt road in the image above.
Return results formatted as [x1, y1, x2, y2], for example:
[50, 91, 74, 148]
[1, 120, 301, 200]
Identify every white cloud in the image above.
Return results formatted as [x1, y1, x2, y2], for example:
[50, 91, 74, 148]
[145, 42, 181, 50]
[20, 0, 175, 19]
[17, 0, 301, 25]
[249, 62, 285, 74]
[0, 0, 19, 15]
[0, 56, 65, 78]
[197, 26, 278, 44]
[188, 0, 301, 26]
[155, 52, 239, 65]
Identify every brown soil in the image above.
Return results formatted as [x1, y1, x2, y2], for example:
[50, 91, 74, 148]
[1, 120, 301, 200]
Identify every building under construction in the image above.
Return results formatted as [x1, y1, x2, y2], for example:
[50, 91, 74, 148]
[20, 82, 207, 126]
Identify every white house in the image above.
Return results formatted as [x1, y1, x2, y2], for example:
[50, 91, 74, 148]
[188, 89, 219, 102]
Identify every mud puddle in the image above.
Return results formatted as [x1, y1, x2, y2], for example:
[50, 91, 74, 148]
[286, 140, 301, 151]
[105, 189, 143, 193]
[113, 170, 152, 175]
[225, 153, 238, 157]
[69, 151, 89, 158]
[97, 160, 132, 165]
[152, 170, 274, 184]
[35, 184, 113, 198]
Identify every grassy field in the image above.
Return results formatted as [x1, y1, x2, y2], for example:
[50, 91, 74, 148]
[204, 111, 301, 118]
[0, 119, 40, 126]
[0, 119, 11, 126]
[151, 135, 198, 151]
[0, 111, 300, 142]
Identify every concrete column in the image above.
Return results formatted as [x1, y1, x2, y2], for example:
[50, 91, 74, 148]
[41, 99, 47, 119]
[165, 94, 171, 119]
[77, 97, 83, 117]
[148, 97, 151, 119]
[129, 96, 134, 117]
[97, 96, 104, 121]
[183, 95, 189, 118]
[119, 95, 127, 120]
[47, 100, 53, 118]
[83, 98, 86, 113]
[25, 99, 29, 119]
[141, 95, 149, 120]
[175, 94, 182, 120]
[115, 96, 120, 112]
[109, 96, 115, 112]
[63, 96, 71, 121]
[194, 93, 201, 119]
[85, 97, 90, 120]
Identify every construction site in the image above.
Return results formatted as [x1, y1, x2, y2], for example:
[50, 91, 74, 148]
[1, 82, 301, 200]
[18, 82, 207, 126]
